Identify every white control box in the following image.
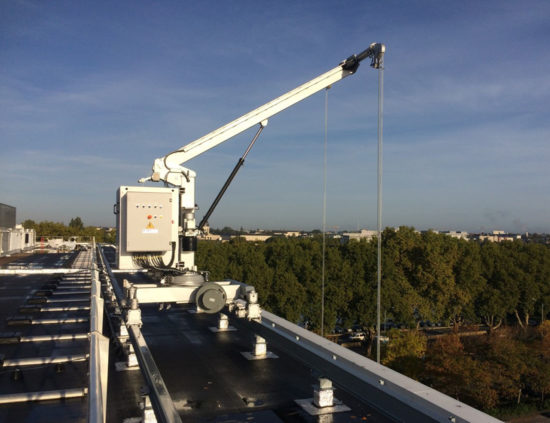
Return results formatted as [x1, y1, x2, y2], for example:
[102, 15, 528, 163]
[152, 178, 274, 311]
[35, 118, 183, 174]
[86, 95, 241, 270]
[125, 191, 173, 252]
[116, 186, 179, 269]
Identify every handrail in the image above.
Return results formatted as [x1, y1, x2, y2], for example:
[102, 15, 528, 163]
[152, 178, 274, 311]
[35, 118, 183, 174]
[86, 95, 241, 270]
[235, 310, 503, 423]
[97, 244, 182, 423]
[89, 240, 109, 423]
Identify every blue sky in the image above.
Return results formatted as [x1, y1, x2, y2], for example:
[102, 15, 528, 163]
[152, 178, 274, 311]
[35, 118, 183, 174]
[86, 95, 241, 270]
[1, 1, 549, 233]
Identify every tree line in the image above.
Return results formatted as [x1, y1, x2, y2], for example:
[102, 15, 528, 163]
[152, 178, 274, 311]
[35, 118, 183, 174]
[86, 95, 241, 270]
[383, 324, 550, 414]
[22, 218, 116, 244]
[197, 227, 550, 332]
[196, 227, 550, 415]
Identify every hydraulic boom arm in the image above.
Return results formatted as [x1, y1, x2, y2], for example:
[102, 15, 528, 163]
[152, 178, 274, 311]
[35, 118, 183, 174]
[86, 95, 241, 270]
[123, 44, 384, 274]
[140, 43, 385, 187]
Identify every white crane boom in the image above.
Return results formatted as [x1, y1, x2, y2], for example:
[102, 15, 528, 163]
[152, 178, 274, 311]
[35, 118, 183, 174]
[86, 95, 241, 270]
[142, 43, 385, 187]
[120, 44, 384, 274]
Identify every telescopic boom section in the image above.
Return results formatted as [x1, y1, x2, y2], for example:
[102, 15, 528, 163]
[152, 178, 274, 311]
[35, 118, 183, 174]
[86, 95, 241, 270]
[144, 43, 385, 186]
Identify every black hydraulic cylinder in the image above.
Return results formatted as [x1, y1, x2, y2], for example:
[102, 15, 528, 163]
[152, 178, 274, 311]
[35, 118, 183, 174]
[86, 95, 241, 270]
[198, 124, 264, 231]
[198, 158, 244, 231]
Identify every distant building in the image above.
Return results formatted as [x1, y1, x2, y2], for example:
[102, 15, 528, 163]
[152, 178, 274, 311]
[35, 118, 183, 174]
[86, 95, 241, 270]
[0, 204, 35, 256]
[474, 230, 521, 243]
[198, 224, 222, 241]
[440, 230, 469, 240]
[341, 229, 377, 243]
[0, 203, 16, 229]
[232, 234, 271, 242]
[284, 231, 301, 238]
[95, 227, 115, 232]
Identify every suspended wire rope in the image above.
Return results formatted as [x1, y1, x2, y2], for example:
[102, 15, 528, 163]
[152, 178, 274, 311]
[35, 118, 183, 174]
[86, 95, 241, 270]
[321, 88, 329, 337]
[376, 60, 384, 363]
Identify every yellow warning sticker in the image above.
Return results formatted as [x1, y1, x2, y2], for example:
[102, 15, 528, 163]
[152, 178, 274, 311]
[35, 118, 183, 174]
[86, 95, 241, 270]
[143, 221, 158, 234]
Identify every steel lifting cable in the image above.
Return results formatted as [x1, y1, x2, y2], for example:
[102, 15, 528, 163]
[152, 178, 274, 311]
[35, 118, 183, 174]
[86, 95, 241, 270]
[376, 54, 384, 364]
[321, 88, 329, 337]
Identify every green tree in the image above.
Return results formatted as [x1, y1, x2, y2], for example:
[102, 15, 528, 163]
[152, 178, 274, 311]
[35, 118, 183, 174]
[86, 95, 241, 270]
[477, 242, 520, 331]
[450, 240, 485, 326]
[382, 329, 426, 379]
[69, 217, 84, 231]
[411, 231, 459, 326]
[340, 238, 376, 329]
[382, 227, 426, 328]
[481, 331, 528, 405]
[21, 219, 37, 230]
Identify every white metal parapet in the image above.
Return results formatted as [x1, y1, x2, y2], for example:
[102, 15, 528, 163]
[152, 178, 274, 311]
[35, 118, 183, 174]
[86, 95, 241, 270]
[89, 241, 109, 423]
[0, 245, 110, 419]
[236, 310, 503, 423]
[97, 244, 182, 423]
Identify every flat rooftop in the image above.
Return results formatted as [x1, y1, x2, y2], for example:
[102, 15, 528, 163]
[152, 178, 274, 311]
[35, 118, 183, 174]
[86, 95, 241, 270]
[113, 259, 393, 422]
[2, 249, 498, 422]
[0, 252, 143, 423]
[1, 251, 391, 422]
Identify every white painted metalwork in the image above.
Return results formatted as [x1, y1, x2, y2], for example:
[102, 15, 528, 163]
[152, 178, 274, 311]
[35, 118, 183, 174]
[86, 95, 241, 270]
[145, 44, 384, 185]
[253, 335, 267, 357]
[89, 240, 109, 423]
[2, 354, 89, 367]
[35, 305, 90, 312]
[117, 45, 384, 274]
[98, 245, 180, 423]
[240, 310, 503, 423]
[127, 280, 243, 305]
[19, 333, 88, 342]
[314, 378, 334, 408]
[0, 269, 83, 275]
[149, 65, 355, 184]
[90, 294, 104, 333]
[0, 388, 88, 404]
[44, 297, 89, 303]
[89, 331, 109, 423]
[31, 317, 89, 324]
[50, 289, 89, 295]
[127, 325, 183, 423]
[219, 314, 229, 329]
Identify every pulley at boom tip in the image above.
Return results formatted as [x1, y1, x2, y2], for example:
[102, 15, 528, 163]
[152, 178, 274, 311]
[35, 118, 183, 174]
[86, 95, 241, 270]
[342, 43, 386, 72]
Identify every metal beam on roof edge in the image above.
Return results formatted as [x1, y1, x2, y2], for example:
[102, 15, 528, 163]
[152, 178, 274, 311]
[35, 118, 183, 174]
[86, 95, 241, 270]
[232, 311, 503, 423]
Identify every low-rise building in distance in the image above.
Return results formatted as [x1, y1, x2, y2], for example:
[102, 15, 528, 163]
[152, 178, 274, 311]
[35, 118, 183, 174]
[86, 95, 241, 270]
[472, 230, 522, 243]
[0, 203, 36, 256]
[440, 230, 469, 240]
[341, 229, 378, 242]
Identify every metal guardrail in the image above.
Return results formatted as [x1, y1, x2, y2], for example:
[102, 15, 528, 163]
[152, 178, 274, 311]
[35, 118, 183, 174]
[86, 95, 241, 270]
[0, 245, 105, 416]
[89, 241, 109, 423]
[127, 325, 183, 423]
[97, 245, 182, 423]
[236, 311, 503, 423]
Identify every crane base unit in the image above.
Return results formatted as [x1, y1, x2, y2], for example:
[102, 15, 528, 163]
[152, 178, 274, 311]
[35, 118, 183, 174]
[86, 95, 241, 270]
[113, 45, 386, 311]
